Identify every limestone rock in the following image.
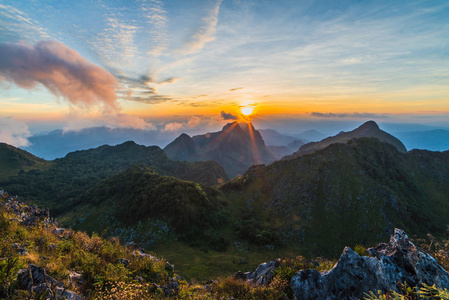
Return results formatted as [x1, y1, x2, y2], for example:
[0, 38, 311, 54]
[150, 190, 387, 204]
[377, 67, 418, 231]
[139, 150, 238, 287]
[233, 258, 281, 286]
[17, 264, 83, 300]
[291, 228, 449, 300]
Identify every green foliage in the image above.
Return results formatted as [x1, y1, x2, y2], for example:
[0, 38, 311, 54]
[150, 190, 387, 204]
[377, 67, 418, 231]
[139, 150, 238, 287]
[0, 257, 23, 298]
[2, 142, 228, 220]
[0, 143, 49, 180]
[234, 209, 281, 246]
[354, 244, 368, 256]
[364, 283, 449, 300]
[88, 166, 229, 244]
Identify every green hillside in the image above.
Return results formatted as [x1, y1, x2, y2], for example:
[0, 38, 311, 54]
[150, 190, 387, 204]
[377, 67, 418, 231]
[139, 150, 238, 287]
[223, 138, 449, 257]
[2, 141, 229, 217]
[0, 143, 50, 180]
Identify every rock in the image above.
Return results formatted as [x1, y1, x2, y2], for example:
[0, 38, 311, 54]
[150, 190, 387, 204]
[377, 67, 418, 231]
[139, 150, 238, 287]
[68, 270, 84, 287]
[291, 228, 449, 300]
[116, 258, 130, 268]
[48, 243, 57, 251]
[165, 262, 174, 272]
[17, 265, 82, 299]
[233, 258, 281, 286]
[162, 279, 179, 296]
[52, 228, 66, 236]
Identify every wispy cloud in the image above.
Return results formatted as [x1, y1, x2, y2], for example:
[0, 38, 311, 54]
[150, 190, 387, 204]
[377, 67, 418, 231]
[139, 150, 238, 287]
[116, 75, 174, 104]
[310, 112, 386, 118]
[0, 116, 31, 147]
[179, 0, 223, 55]
[228, 87, 243, 92]
[142, 0, 168, 56]
[0, 4, 50, 43]
[158, 77, 180, 85]
[0, 40, 118, 110]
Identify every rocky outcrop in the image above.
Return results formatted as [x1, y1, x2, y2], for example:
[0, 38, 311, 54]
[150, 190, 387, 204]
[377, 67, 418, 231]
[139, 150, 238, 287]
[0, 190, 55, 227]
[17, 264, 82, 300]
[291, 228, 449, 300]
[234, 258, 281, 286]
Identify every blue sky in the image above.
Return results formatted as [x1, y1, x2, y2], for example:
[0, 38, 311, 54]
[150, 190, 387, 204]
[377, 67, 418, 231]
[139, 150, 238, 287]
[0, 0, 448, 145]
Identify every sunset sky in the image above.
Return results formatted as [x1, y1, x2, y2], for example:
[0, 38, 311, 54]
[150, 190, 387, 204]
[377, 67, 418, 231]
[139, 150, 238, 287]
[1, 0, 449, 144]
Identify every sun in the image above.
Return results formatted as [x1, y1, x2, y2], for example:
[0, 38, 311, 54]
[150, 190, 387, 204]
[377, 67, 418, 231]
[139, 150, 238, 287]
[241, 106, 254, 116]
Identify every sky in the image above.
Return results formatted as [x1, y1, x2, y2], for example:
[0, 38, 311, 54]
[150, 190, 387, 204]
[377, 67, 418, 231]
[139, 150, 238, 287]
[0, 0, 449, 146]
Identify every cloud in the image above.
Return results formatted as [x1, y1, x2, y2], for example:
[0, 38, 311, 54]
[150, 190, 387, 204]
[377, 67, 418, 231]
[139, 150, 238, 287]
[180, 0, 223, 54]
[310, 112, 385, 118]
[0, 116, 31, 147]
[163, 122, 184, 132]
[116, 75, 174, 104]
[0, 40, 118, 110]
[228, 87, 243, 92]
[220, 111, 238, 120]
[187, 116, 201, 127]
[62, 111, 155, 133]
[104, 113, 156, 130]
[158, 77, 180, 84]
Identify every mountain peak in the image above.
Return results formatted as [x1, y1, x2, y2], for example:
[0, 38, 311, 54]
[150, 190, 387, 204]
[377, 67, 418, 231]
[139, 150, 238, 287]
[284, 120, 407, 159]
[357, 120, 380, 131]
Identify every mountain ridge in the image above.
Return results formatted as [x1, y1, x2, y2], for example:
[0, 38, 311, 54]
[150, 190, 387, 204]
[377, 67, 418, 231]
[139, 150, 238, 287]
[165, 121, 277, 178]
[283, 120, 407, 160]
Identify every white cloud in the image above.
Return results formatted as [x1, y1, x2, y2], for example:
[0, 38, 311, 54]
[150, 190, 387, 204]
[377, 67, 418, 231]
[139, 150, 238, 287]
[62, 111, 155, 133]
[0, 116, 31, 147]
[163, 122, 184, 132]
[187, 116, 201, 127]
[179, 0, 223, 55]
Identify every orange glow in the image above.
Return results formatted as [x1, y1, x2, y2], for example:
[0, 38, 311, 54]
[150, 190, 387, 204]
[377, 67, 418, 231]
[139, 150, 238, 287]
[241, 106, 254, 116]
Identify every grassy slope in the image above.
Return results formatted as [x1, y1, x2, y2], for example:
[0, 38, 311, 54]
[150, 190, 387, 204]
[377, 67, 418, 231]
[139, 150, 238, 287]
[0, 143, 50, 180]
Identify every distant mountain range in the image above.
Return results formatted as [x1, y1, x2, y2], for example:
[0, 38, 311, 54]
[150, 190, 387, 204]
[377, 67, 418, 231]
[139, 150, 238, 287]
[164, 122, 277, 178]
[23, 127, 177, 160]
[393, 129, 449, 151]
[284, 120, 407, 159]
[1, 120, 449, 260]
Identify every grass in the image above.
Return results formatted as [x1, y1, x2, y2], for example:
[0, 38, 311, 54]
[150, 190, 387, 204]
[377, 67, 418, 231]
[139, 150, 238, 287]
[153, 240, 304, 281]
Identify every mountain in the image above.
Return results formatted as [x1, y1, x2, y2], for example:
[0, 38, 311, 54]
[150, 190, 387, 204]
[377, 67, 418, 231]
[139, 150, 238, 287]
[223, 138, 449, 256]
[393, 129, 449, 151]
[258, 129, 306, 146]
[0, 142, 50, 179]
[74, 166, 228, 248]
[284, 120, 407, 159]
[294, 129, 326, 142]
[2, 141, 228, 216]
[24, 127, 178, 160]
[164, 122, 277, 178]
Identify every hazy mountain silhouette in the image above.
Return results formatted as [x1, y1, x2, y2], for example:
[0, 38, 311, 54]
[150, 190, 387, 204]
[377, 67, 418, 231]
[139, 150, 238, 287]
[393, 129, 449, 151]
[258, 129, 306, 146]
[294, 129, 326, 142]
[24, 127, 176, 160]
[164, 122, 277, 178]
[284, 120, 407, 159]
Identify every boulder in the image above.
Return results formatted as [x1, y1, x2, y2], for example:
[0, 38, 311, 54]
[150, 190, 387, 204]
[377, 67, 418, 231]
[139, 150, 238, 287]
[233, 258, 281, 286]
[291, 228, 449, 300]
[17, 264, 83, 300]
